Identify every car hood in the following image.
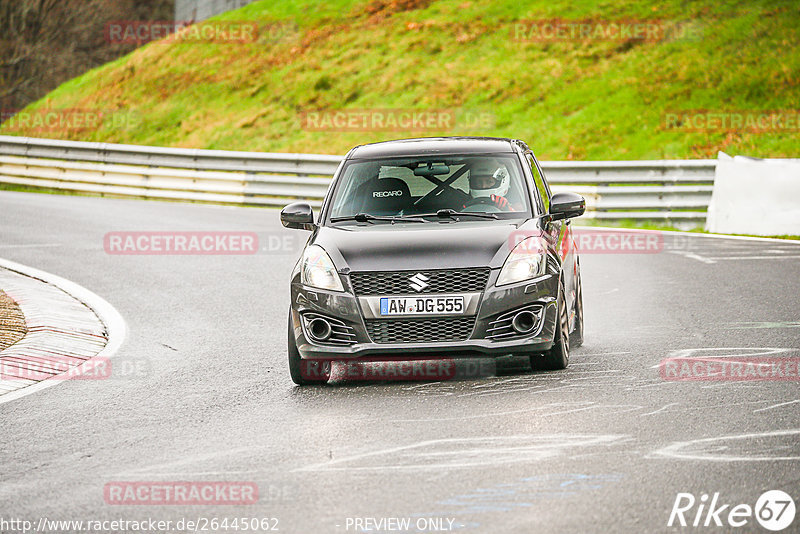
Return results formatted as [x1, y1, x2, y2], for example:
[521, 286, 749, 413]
[313, 219, 543, 272]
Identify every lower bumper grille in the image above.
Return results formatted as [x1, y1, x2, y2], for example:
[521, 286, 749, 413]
[301, 313, 357, 345]
[486, 304, 545, 340]
[365, 316, 476, 344]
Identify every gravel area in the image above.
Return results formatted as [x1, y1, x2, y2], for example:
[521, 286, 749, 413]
[0, 289, 27, 350]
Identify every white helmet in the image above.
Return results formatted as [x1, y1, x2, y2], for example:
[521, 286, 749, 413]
[468, 158, 509, 198]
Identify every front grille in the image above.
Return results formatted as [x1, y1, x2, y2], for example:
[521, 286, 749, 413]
[365, 316, 476, 344]
[350, 268, 490, 296]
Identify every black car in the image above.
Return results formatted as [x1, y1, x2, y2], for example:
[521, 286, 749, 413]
[281, 137, 585, 385]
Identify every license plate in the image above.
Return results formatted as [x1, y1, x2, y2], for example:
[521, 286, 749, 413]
[379, 296, 465, 316]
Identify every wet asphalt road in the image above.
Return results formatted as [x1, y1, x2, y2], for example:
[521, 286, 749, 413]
[1, 190, 799, 534]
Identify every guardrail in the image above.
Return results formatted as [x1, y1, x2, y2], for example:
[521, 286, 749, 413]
[0, 135, 716, 224]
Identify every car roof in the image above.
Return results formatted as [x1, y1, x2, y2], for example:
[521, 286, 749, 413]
[346, 137, 525, 159]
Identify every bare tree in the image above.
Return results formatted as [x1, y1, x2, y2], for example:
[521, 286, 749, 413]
[0, 0, 173, 112]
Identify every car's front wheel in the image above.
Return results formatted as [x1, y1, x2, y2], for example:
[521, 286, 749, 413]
[570, 266, 584, 348]
[532, 284, 569, 371]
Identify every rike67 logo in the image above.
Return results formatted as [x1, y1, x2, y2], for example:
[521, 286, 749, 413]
[668, 490, 795, 531]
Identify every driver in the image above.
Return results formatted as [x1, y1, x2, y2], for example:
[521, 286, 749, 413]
[464, 158, 514, 211]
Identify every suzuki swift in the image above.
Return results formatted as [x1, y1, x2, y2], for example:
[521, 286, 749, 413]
[281, 137, 586, 385]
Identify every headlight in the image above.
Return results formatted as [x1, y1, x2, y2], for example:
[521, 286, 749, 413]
[301, 245, 344, 292]
[497, 237, 548, 286]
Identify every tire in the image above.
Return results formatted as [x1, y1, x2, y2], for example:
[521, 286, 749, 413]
[288, 313, 330, 385]
[570, 267, 584, 348]
[532, 283, 570, 371]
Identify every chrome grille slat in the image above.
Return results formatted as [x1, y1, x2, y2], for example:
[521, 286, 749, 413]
[487, 331, 517, 339]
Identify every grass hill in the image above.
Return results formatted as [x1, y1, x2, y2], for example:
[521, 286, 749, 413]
[1, 0, 797, 160]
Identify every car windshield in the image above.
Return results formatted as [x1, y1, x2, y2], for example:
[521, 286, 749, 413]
[327, 154, 532, 223]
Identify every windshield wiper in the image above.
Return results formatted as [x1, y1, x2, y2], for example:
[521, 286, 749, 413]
[330, 213, 427, 224]
[415, 209, 498, 220]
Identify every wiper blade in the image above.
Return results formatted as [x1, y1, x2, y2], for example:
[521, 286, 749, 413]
[330, 213, 427, 224]
[415, 209, 498, 220]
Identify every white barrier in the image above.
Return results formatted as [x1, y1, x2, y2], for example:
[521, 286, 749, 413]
[706, 153, 800, 235]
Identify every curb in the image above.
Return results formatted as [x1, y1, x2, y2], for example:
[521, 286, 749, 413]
[0, 257, 127, 405]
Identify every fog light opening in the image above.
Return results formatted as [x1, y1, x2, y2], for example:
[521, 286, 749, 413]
[511, 310, 537, 334]
[308, 317, 332, 341]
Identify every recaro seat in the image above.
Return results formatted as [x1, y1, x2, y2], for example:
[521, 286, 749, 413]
[354, 177, 412, 216]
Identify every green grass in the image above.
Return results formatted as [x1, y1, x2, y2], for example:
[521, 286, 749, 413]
[1, 0, 798, 160]
[577, 218, 706, 232]
[0, 183, 91, 197]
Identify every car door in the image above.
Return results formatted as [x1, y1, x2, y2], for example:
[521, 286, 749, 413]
[526, 152, 576, 316]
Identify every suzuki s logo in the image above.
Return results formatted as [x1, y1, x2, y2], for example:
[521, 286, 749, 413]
[373, 190, 403, 198]
[408, 273, 430, 292]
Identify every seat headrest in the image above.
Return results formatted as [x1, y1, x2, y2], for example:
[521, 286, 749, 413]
[357, 177, 412, 215]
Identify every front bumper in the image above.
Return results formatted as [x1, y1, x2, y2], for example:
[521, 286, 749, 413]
[290, 270, 560, 360]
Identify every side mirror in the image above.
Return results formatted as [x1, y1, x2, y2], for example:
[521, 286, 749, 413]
[549, 192, 585, 221]
[281, 202, 315, 230]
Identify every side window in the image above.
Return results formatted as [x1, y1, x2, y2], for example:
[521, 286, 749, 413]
[525, 153, 549, 213]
